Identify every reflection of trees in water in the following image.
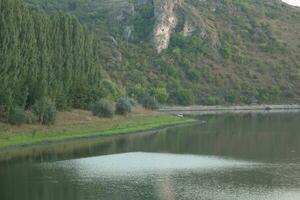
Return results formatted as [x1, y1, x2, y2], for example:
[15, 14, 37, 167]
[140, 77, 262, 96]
[1, 113, 300, 164]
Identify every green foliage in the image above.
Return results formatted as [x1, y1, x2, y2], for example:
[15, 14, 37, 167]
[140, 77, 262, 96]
[150, 88, 169, 104]
[127, 98, 137, 106]
[32, 99, 57, 125]
[116, 98, 132, 115]
[220, 42, 233, 60]
[169, 34, 210, 56]
[142, 96, 159, 110]
[69, 81, 91, 109]
[256, 86, 280, 103]
[204, 96, 223, 106]
[171, 89, 195, 106]
[24, 111, 38, 124]
[186, 69, 201, 82]
[8, 107, 27, 125]
[130, 2, 155, 40]
[224, 90, 240, 104]
[7, 107, 37, 125]
[90, 99, 114, 118]
[128, 84, 147, 103]
[99, 80, 121, 100]
[69, 80, 104, 109]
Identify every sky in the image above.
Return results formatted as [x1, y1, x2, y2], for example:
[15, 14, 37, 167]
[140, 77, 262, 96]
[282, 0, 300, 7]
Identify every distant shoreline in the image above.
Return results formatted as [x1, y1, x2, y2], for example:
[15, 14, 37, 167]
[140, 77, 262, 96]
[159, 104, 300, 115]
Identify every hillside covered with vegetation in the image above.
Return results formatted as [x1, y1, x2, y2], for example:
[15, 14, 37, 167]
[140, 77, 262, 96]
[0, 0, 300, 124]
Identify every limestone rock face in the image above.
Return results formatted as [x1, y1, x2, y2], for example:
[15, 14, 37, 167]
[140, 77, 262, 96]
[151, 0, 219, 53]
[99, 0, 220, 53]
[152, 0, 182, 53]
[183, 17, 197, 37]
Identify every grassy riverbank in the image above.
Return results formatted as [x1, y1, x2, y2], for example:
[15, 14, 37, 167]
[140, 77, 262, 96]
[0, 107, 195, 150]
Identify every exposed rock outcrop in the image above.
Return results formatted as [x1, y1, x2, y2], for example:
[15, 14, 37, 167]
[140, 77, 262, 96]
[152, 0, 183, 53]
[102, 0, 220, 53]
[183, 17, 197, 37]
[180, 2, 220, 49]
[152, 0, 220, 53]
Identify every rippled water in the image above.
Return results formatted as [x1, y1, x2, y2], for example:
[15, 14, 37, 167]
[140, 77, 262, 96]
[1, 113, 300, 200]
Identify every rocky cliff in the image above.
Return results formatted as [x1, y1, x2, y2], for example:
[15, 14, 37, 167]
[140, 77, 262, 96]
[91, 0, 219, 53]
[146, 0, 219, 52]
[25, 0, 220, 53]
[152, 0, 182, 53]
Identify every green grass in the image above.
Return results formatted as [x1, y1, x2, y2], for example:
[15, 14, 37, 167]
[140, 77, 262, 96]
[0, 113, 195, 149]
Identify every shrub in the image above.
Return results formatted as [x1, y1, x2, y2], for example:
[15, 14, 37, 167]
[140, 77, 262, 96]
[142, 96, 159, 110]
[173, 89, 195, 106]
[8, 107, 27, 125]
[33, 99, 57, 125]
[153, 87, 169, 103]
[224, 90, 240, 104]
[116, 98, 132, 115]
[90, 99, 114, 118]
[24, 111, 38, 124]
[69, 81, 91, 109]
[205, 96, 223, 105]
[8, 107, 38, 125]
[186, 69, 200, 82]
[99, 79, 121, 100]
[128, 84, 147, 103]
[128, 98, 137, 106]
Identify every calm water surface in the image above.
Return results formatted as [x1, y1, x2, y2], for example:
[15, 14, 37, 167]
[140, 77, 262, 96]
[1, 113, 300, 200]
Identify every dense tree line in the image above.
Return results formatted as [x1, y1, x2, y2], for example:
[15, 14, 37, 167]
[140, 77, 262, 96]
[0, 0, 105, 120]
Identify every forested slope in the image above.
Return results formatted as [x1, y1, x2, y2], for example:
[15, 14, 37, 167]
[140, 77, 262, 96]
[24, 0, 300, 105]
[0, 0, 300, 122]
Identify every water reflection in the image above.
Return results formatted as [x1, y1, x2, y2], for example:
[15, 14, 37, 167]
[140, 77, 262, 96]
[1, 113, 299, 163]
[1, 153, 300, 200]
[45, 152, 255, 176]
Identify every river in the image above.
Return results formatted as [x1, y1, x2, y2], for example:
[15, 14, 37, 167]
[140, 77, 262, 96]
[0, 113, 300, 200]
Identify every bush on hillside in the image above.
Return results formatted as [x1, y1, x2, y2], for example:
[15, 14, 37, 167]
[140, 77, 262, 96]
[224, 90, 240, 104]
[172, 89, 195, 106]
[8, 107, 38, 125]
[33, 99, 57, 125]
[24, 111, 38, 124]
[127, 98, 137, 106]
[90, 99, 114, 118]
[152, 87, 169, 103]
[204, 96, 223, 105]
[8, 107, 27, 125]
[142, 96, 159, 110]
[116, 98, 132, 115]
